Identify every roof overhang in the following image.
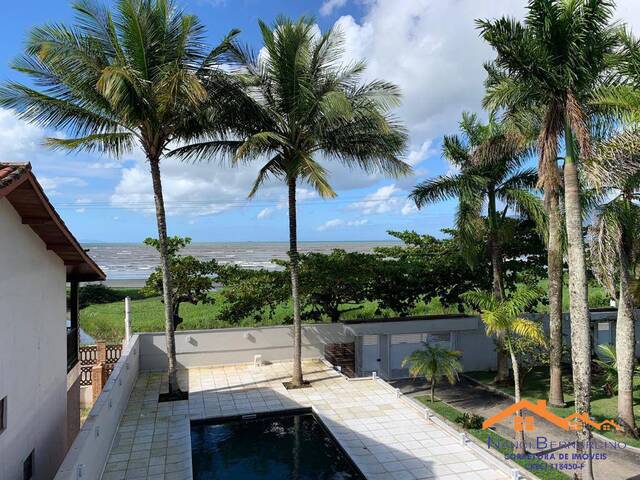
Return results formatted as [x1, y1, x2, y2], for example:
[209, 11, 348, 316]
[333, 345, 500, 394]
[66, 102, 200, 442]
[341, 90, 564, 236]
[0, 163, 106, 282]
[344, 316, 479, 336]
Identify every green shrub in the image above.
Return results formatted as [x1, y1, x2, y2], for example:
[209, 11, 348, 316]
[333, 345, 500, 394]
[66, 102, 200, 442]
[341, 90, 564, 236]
[455, 412, 484, 430]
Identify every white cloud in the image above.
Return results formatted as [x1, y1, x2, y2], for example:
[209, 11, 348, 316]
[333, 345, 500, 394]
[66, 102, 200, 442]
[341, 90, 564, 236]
[317, 218, 368, 231]
[401, 201, 418, 216]
[110, 156, 322, 217]
[257, 207, 273, 219]
[336, 0, 526, 143]
[349, 184, 401, 214]
[407, 140, 433, 167]
[38, 177, 88, 197]
[320, 0, 348, 16]
[348, 183, 419, 216]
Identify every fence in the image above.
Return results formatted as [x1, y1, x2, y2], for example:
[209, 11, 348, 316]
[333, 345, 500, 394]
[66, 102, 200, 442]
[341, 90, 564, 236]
[79, 343, 122, 386]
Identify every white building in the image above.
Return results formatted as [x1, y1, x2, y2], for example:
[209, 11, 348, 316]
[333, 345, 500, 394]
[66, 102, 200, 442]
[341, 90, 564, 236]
[0, 163, 104, 480]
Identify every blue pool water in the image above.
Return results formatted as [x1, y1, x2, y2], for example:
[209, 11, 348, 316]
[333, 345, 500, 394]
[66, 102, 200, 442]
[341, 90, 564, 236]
[191, 411, 365, 479]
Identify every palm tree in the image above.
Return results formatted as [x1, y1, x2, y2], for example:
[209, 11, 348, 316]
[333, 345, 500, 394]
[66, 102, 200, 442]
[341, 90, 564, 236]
[463, 286, 546, 454]
[478, 2, 621, 473]
[174, 17, 409, 387]
[410, 112, 544, 383]
[589, 139, 640, 433]
[402, 344, 462, 403]
[0, 0, 240, 396]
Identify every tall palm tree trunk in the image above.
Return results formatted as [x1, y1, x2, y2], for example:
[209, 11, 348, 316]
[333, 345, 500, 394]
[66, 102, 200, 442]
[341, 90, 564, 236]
[547, 189, 565, 407]
[563, 126, 593, 480]
[149, 156, 180, 394]
[489, 190, 509, 383]
[430, 378, 436, 403]
[508, 340, 526, 454]
[616, 247, 636, 433]
[288, 176, 304, 387]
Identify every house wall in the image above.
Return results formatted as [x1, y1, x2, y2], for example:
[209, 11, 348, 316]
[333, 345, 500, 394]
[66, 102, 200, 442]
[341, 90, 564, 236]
[0, 198, 68, 480]
[139, 323, 351, 371]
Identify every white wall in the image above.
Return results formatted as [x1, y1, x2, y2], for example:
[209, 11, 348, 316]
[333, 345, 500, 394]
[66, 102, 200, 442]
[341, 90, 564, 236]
[139, 323, 350, 371]
[0, 198, 68, 480]
[54, 336, 140, 480]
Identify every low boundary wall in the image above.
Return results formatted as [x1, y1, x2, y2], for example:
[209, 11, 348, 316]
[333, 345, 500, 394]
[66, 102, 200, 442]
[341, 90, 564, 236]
[54, 335, 141, 480]
[138, 323, 350, 371]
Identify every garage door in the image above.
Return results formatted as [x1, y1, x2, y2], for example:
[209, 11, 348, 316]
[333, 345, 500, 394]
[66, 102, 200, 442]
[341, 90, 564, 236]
[389, 333, 452, 379]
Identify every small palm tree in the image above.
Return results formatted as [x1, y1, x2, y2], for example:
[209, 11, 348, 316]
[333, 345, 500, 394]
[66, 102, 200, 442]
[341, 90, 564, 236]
[594, 344, 620, 398]
[0, 0, 240, 395]
[174, 17, 409, 387]
[410, 112, 543, 383]
[402, 344, 462, 403]
[463, 286, 546, 453]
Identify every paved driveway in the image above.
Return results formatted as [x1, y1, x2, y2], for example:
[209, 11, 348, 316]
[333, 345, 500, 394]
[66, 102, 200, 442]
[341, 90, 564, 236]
[391, 377, 640, 480]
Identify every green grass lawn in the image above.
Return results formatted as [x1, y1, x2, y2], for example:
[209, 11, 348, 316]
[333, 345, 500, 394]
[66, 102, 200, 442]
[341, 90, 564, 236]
[79, 279, 612, 343]
[415, 397, 571, 480]
[79, 288, 466, 342]
[466, 367, 640, 448]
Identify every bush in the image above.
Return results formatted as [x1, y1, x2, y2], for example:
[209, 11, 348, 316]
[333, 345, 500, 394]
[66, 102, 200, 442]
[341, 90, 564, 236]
[76, 284, 144, 309]
[455, 412, 484, 430]
[78, 284, 124, 308]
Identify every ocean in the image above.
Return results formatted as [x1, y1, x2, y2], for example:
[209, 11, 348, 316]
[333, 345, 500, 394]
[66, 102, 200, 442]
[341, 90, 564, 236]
[86, 241, 399, 282]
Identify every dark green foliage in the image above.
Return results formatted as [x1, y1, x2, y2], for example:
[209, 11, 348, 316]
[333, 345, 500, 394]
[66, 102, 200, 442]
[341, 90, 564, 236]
[143, 236, 218, 330]
[215, 266, 290, 324]
[296, 250, 376, 323]
[78, 284, 122, 309]
[455, 413, 485, 430]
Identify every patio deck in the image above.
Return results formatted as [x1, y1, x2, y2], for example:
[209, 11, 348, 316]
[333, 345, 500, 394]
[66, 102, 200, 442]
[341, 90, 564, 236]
[101, 360, 510, 480]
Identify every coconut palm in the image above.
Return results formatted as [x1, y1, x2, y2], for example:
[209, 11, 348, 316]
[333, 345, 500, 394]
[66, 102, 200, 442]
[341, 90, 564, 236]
[589, 141, 640, 433]
[463, 286, 546, 454]
[173, 17, 409, 387]
[410, 112, 544, 383]
[0, 0, 240, 396]
[478, 2, 621, 473]
[402, 344, 462, 403]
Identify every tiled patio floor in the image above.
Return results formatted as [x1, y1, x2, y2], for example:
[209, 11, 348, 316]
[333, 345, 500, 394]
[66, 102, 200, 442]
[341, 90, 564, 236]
[101, 361, 510, 480]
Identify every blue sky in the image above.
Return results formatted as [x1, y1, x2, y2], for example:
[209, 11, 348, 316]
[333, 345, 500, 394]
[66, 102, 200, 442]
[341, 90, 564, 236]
[2, 0, 638, 243]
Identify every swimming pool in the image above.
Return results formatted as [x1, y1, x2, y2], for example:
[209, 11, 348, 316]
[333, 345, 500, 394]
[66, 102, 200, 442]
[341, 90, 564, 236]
[191, 409, 365, 479]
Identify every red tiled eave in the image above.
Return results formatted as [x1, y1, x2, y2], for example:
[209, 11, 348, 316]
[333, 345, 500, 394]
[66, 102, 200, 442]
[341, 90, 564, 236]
[0, 162, 105, 282]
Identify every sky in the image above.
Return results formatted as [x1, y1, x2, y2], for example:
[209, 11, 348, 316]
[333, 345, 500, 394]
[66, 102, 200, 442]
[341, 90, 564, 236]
[2, 0, 640, 243]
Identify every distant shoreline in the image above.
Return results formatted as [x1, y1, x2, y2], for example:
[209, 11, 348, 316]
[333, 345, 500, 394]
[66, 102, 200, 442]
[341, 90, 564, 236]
[101, 278, 147, 288]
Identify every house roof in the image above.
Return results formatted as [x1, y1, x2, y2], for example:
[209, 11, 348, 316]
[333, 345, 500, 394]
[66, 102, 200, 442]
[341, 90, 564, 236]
[0, 163, 105, 282]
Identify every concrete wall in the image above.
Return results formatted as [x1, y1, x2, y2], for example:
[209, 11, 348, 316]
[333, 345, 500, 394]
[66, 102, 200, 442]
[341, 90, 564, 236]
[455, 326, 499, 372]
[55, 336, 141, 480]
[139, 323, 350, 371]
[0, 198, 69, 480]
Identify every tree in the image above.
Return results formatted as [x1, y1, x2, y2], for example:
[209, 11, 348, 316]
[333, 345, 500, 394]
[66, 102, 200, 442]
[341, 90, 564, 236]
[402, 344, 462, 404]
[478, 2, 621, 473]
[175, 17, 409, 387]
[215, 265, 290, 324]
[589, 142, 640, 433]
[0, 0, 239, 397]
[463, 287, 546, 454]
[143, 237, 217, 330]
[410, 112, 543, 383]
[296, 250, 376, 323]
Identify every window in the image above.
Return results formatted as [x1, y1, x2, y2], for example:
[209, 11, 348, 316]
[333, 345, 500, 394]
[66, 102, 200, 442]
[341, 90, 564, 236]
[422, 333, 451, 347]
[391, 334, 422, 345]
[0, 397, 6, 433]
[361, 335, 379, 346]
[23, 450, 34, 480]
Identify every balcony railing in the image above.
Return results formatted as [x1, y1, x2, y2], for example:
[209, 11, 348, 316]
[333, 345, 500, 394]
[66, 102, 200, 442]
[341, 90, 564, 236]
[67, 327, 79, 372]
